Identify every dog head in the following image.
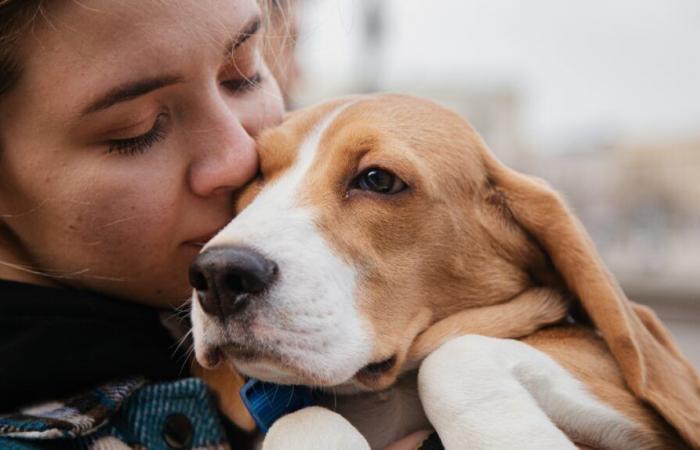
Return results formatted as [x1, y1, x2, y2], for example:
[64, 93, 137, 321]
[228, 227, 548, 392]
[190, 94, 545, 390]
[190, 94, 699, 445]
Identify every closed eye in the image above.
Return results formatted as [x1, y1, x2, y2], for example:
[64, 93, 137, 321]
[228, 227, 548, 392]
[107, 113, 168, 156]
[222, 72, 263, 94]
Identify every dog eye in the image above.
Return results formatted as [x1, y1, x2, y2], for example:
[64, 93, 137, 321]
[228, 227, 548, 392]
[353, 168, 407, 194]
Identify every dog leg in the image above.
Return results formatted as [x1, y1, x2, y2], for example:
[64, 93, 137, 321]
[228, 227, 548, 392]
[419, 335, 647, 450]
[262, 406, 371, 450]
[408, 287, 568, 364]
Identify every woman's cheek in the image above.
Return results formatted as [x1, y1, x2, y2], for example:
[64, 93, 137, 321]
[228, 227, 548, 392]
[73, 176, 182, 271]
[69, 182, 194, 304]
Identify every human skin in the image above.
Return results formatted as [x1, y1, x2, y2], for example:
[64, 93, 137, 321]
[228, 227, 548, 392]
[0, 0, 284, 308]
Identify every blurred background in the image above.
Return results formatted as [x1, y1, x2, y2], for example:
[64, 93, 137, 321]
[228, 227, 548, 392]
[267, 0, 700, 368]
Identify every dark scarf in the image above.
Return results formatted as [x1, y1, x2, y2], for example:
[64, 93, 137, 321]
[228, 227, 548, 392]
[0, 279, 189, 412]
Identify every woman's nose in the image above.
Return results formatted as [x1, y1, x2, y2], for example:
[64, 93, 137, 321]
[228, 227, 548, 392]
[187, 114, 259, 198]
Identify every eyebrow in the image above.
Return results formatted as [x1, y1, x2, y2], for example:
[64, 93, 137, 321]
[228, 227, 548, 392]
[224, 16, 262, 56]
[81, 16, 262, 117]
[81, 74, 183, 116]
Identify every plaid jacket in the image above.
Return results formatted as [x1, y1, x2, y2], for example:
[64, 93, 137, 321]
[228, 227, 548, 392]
[0, 377, 235, 450]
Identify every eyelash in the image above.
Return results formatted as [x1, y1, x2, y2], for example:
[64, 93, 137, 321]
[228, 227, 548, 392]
[223, 72, 263, 93]
[105, 72, 262, 156]
[107, 113, 168, 156]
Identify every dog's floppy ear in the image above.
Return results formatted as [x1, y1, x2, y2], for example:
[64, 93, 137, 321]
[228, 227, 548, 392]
[481, 151, 700, 448]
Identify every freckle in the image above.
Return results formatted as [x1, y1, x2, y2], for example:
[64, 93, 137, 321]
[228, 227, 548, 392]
[68, 225, 76, 230]
[156, 289, 162, 295]
[131, 206, 135, 211]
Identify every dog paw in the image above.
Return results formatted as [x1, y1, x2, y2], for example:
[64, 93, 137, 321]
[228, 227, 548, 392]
[263, 406, 370, 450]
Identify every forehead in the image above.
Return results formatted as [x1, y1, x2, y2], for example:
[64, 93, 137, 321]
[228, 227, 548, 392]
[33, 0, 255, 57]
[13, 0, 258, 116]
[255, 98, 357, 179]
[257, 95, 488, 193]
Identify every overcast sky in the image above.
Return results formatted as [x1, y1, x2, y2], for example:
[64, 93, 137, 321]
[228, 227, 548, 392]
[296, 0, 700, 151]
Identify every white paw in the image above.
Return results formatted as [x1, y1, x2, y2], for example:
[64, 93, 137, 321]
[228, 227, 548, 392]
[263, 406, 370, 450]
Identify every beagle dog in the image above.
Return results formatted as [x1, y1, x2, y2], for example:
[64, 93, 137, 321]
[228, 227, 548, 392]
[190, 94, 700, 449]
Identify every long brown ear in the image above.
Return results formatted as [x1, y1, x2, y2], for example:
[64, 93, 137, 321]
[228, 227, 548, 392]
[482, 151, 700, 448]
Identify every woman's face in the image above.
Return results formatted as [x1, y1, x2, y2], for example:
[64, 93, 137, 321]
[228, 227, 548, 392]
[0, 0, 284, 307]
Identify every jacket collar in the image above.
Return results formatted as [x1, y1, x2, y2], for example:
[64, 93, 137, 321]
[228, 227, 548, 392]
[0, 279, 188, 413]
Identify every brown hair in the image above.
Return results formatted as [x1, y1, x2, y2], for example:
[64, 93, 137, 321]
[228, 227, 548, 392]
[259, 0, 298, 103]
[0, 1, 296, 101]
[0, 0, 47, 99]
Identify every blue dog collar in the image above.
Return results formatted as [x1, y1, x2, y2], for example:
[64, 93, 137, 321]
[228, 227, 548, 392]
[240, 378, 317, 433]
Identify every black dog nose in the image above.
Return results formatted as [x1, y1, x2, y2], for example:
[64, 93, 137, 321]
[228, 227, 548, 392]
[189, 246, 278, 319]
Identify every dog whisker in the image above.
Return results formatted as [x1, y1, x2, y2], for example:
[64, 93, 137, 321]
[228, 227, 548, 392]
[175, 341, 196, 376]
[173, 299, 193, 319]
[172, 328, 194, 360]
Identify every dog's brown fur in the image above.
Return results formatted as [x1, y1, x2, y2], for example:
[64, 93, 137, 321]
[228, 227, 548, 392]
[197, 94, 700, 449]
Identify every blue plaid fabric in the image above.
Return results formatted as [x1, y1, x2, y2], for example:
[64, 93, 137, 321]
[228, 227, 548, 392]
[0, 378, 234, 449]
